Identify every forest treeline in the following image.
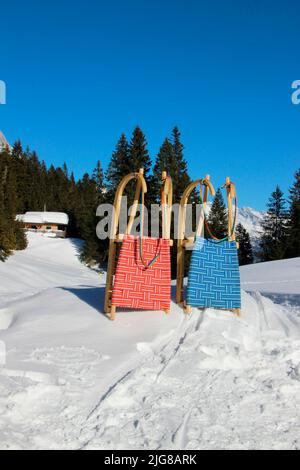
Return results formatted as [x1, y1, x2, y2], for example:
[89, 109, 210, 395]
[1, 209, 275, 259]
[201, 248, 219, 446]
[0, 126, 299, 269]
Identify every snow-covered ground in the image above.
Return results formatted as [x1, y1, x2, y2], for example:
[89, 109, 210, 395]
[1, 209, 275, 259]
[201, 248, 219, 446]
[241, 257, 300, 322]
[0, 233, 300, 450]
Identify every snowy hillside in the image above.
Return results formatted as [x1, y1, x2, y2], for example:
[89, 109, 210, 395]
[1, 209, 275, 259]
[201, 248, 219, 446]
[241, 257, 300, 295]
[0, 233, 300, 450]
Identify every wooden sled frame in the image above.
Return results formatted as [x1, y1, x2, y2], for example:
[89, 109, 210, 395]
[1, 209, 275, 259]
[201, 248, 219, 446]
[176, 175, 215, 306]
[224, 176, 241, 316]
[104, 168, 173, 320]
[161, 170, 173, 240]
[176, 175, 241, 315]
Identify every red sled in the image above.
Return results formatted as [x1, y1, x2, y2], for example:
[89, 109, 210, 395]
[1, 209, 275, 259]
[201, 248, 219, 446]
[104, 169, 173, 320]
[112, 235, 171, 311]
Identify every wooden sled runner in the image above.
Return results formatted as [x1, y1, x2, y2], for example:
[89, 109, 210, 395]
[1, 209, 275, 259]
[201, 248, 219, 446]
[104, 169, 173, 320]
[176, 176, 241, 315]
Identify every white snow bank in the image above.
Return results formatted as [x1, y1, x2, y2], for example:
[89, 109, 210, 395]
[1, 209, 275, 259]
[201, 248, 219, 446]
[241, 257, 300, 295]
[0, 232, 84, 305]
[0, 233, 299, 449]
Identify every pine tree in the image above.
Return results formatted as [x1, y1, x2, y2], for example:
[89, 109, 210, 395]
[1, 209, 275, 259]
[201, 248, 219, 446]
[150, 128, 195, 277]
[91, 160, 110, 263]
[207, 189, 228, 239]
[259, 186, 287, 261]
[150, 127, 191, 205]
[62, 162, 68, 179]
[106, 134, 130, 199]
[45, 164, 59, 210]
[1, 139, 110, 263]
[286, 168, 300, 258]
[120, 126, 152, 207]
[27, 150, 44, 211]
[11, 141, 27, 213]
[66, 172, 78, 237]
[236, 223, 254, 265]
[77, 164, 106, 265]
[128, 126, 152, 178]
[171, 126, 191, 203]
[150, 138, 175, 203]
[0, 156, 10, 260]
[93, 160, 105, 193]
[0, 149, 27, 260]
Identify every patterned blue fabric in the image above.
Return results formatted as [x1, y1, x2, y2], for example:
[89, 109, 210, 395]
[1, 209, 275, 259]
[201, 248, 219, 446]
[186, 237, 241, 309]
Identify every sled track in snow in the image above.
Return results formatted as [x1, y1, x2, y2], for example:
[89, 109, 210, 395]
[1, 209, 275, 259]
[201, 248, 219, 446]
[1, 289, 300, 450]
[79, 313, 194, 449]
[78, 307, 243, 449]
[76, 295, 300, 450]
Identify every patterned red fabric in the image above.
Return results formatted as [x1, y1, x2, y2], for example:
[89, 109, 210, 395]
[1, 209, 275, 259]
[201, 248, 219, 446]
[112, 235, 171, 310]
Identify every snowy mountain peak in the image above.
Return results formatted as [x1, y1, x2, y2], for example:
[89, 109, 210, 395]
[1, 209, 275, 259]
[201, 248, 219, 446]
[0, 130, 11, 152]
[206, 203, 264, 242]
[238, 206, 265, 240]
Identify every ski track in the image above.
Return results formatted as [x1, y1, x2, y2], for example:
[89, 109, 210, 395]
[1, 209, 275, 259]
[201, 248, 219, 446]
[77, 304, 300, 450]
[1, 292, 300, 450]
[1, 235, 300, 450]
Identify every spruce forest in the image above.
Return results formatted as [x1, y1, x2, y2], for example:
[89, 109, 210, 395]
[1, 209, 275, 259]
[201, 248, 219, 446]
[0, 126, 299, 269]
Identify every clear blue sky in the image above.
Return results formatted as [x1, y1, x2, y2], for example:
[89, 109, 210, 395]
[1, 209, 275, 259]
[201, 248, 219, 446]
[1, 0, 299, 209]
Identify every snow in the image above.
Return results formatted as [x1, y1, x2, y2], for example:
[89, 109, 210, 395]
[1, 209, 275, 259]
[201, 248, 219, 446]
[0, 233, 300, 450]
[205, 204, 264, 249]
[241, 257, 300, 318]
[241, 257, 300, 295]
[16, 212, 69, 225]
[0, 130, 11, 152]
[238, 206, 265, 241]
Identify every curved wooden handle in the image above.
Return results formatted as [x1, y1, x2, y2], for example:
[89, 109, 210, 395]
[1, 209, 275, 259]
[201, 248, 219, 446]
[179, 175, 215, 207]
[161, 172, 173, 239]
[178, 175, 216, 242]
[176, 175, 215, 304]
[225, 176, 237, 241]
[114, 169, 147, 202]
[110, 168, 148, 239]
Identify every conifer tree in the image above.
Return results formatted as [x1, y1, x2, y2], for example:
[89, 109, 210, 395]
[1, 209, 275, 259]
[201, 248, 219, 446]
[77, 163, 106, 265]
[0, 149, 27, 260]
[150, 128, 194, 276]
[150, 138, 175, 203]
[172, 126, 191, 203]
[236, 223, 254, 265]
[207, 189, 228, 239]
[66, 171, 78, 237]
[11, 141, 27, 213]
[259, 186, 287, 261]
[1, 139, 108, 263]
[93, 160, 105, 193]
[27, 150, 44, 211]
[286, 168, 300, 258]
[0, 156, 10, 260]
[151, 127, 191, 204]
[128, 126, 152, 178]
[106, 134, 130, 199]
[123, 126, 152, 206]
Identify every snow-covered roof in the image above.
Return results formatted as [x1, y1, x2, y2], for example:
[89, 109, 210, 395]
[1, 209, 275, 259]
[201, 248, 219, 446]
[16, 212, 69, 225]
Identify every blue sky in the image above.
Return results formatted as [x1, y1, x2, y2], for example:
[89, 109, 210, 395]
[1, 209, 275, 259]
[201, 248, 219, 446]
[0, 0, 299, 209]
